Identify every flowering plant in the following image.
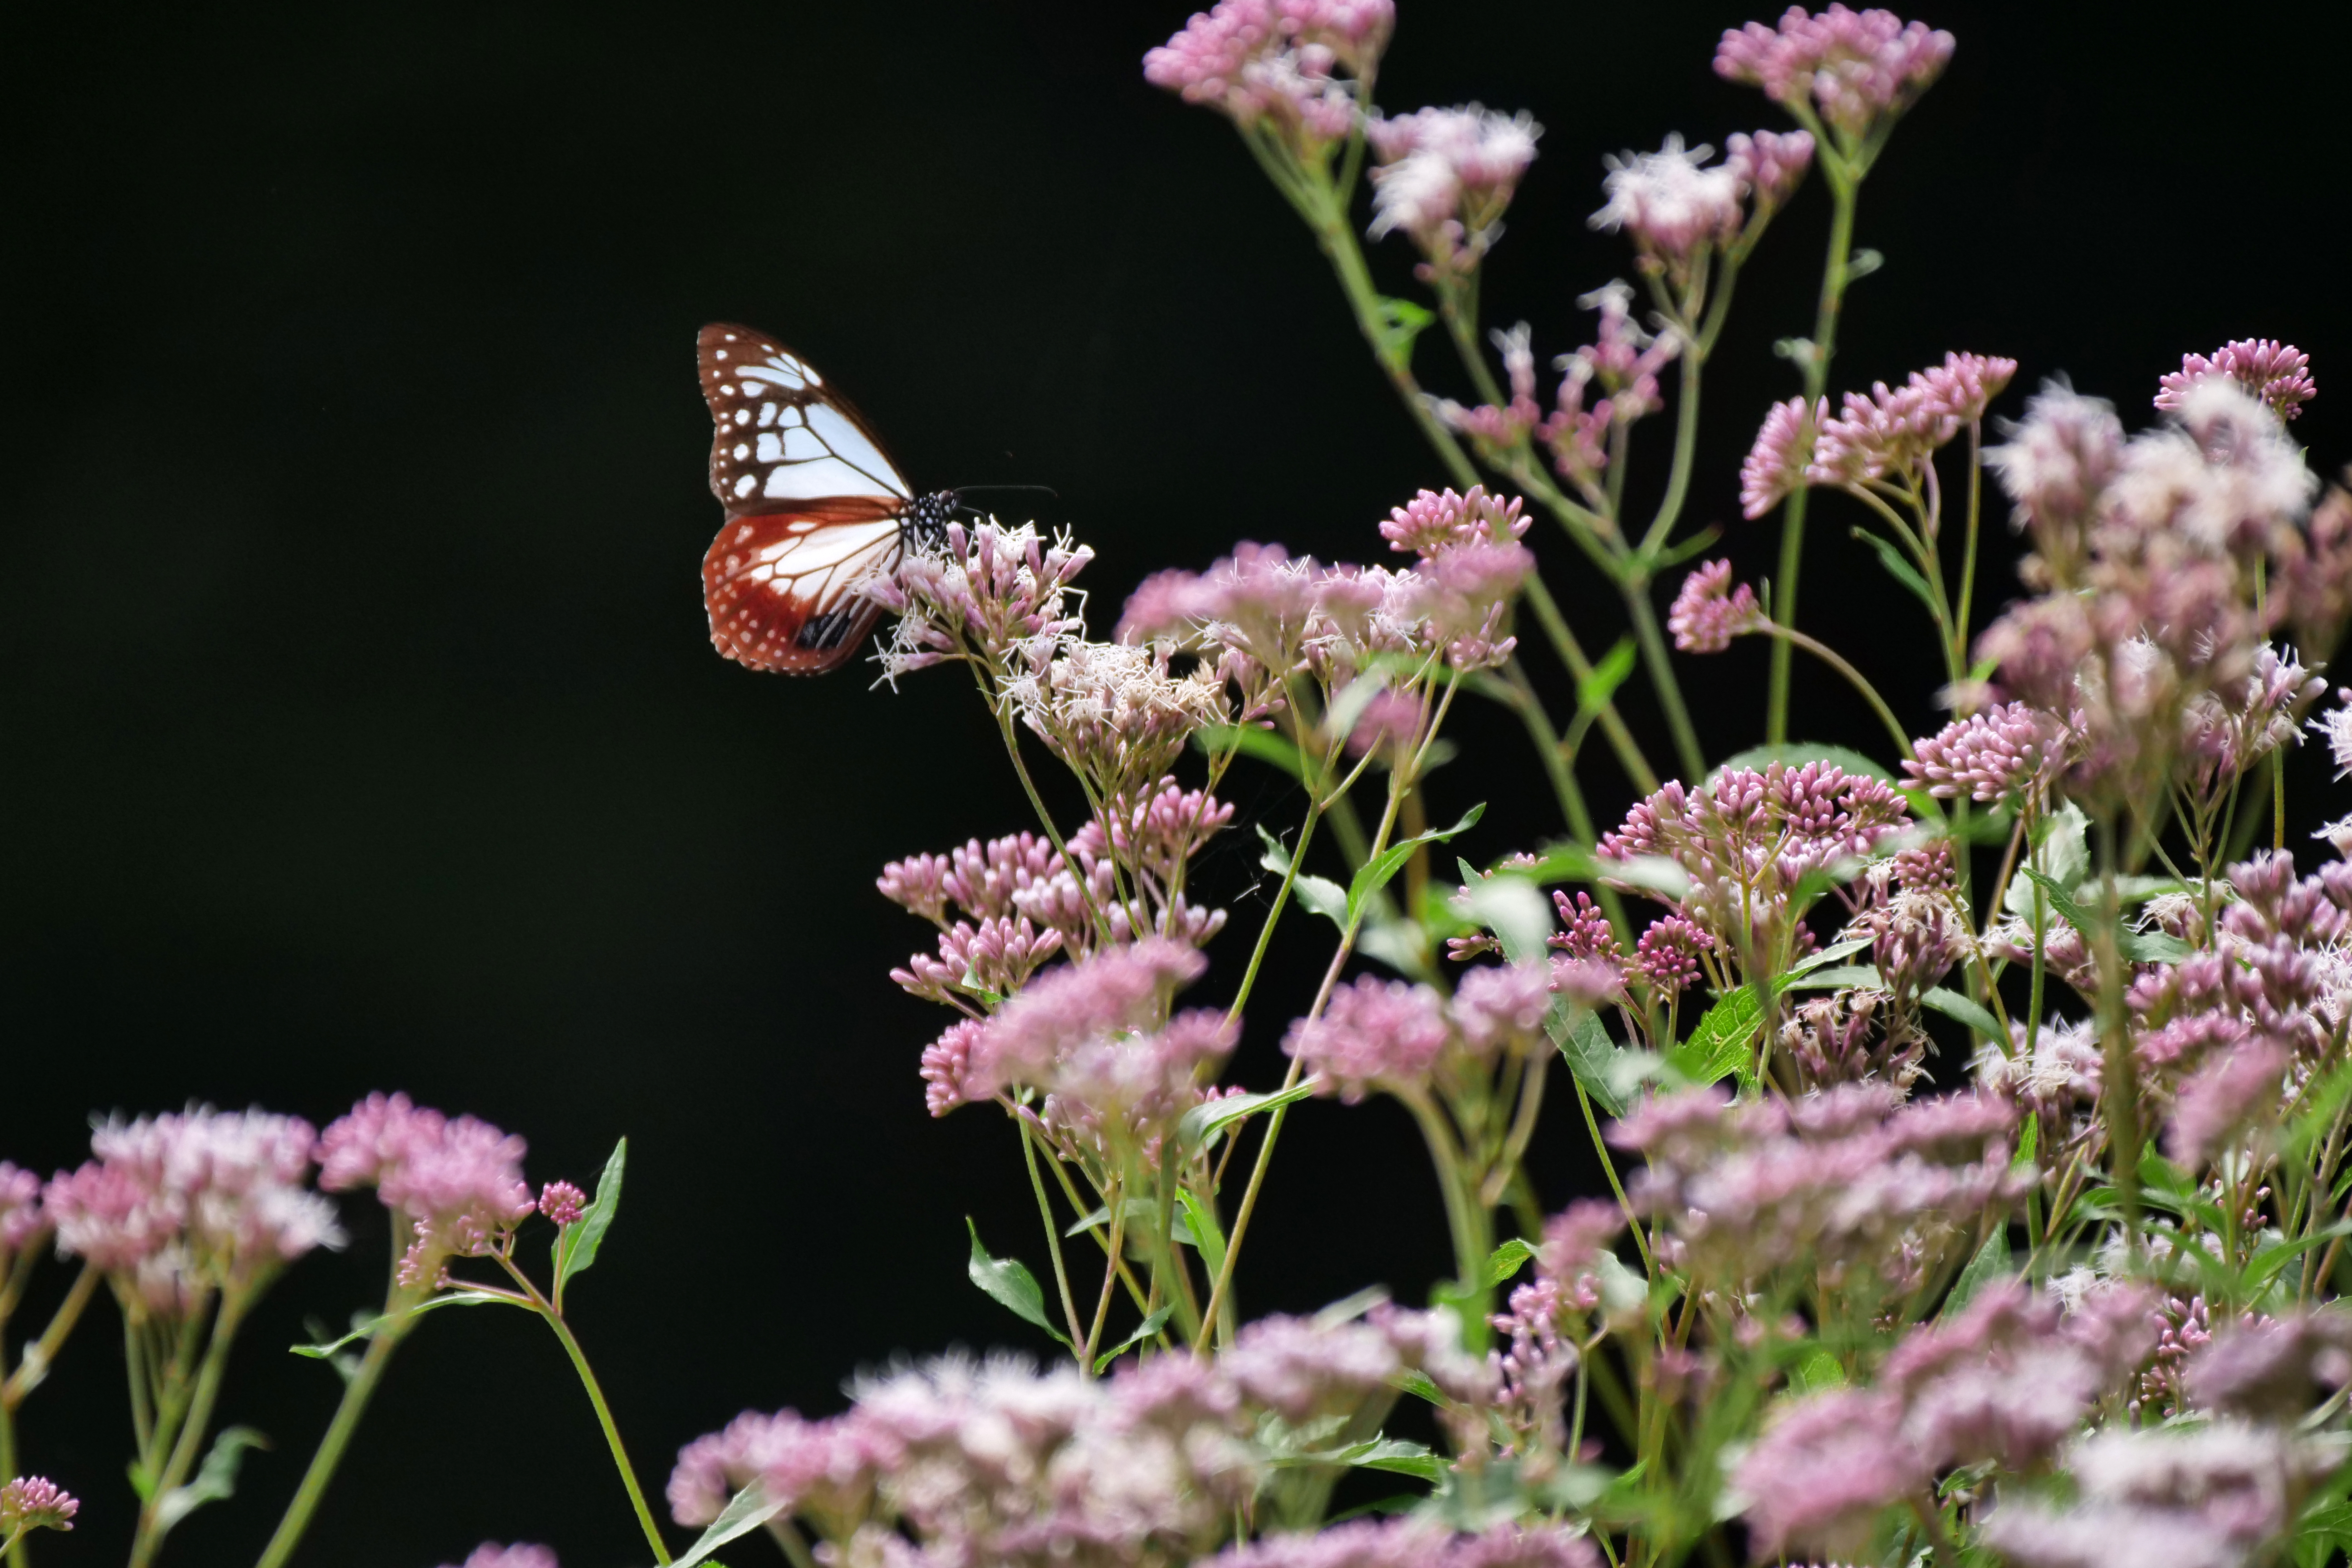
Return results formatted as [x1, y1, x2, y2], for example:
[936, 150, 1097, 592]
[9, 8, 2352, 1568]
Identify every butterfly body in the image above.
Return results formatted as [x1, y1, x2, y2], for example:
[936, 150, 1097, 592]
[696, 323, 951, 674]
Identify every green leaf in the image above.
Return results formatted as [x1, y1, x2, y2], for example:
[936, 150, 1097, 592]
[671, 1479, 789, 1568]
[2006, 804, 2090, 921]
[1847, 246, 1885, 279]
[1667, 986, 1763, 1089]
[1390, 1368, 1444, 1405]
[965, 1218, 1071, 1347]
[557, 1136, 628, 1292]
[1374, 294, 1436, 363]
[1788, 1346, 1846, 1394]
[1453, 875, 1553, 964]
[1257, 823, 1348, 927]
[1269, 1436, 1445, 1482]
[1483, 1237, 1538, 1289]
[1781, 964, 1882, 992]
[1712, 741, 1904, 789]
[1199, 723, 1308, 779]
[1176, 1080, 1318, 1148]
[1349, 804, 1487, 926]
[1178, 1187, 1229, 1285]
[2019, 867, 2190, 963]
[1941, 1225, 2013, 1320]
[152, 1425, 270, 1533]
[1847, 527, 1938, 616]
[1922, 986, 2006, 1045]
[290, 1289, 515, 1357]
[1577, 637, 1638, 715]
[2013, 1112, 2039, 1172]
[2290, 1059, 2352, 1161]
[1094, 1304, 1177, 1372]
[1326, 670, 1394, 745]
[1551, 1004, 1627, 1118]
[1786, 936, 1874, 976]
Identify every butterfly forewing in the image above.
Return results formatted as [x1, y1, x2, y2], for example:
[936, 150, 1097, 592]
[696, 323, 916, 674]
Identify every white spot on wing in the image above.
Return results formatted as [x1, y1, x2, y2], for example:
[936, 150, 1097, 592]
[756, 403, 777, 427]
[738, 364, 805, 392]
[733, 443, 750, 460]
[804, 405, 907, 497]
[733, 473, 757, 499]
[715, 349, 730, 361]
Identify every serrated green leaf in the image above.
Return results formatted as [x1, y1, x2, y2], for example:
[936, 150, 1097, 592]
[1667, 986, 1763, 1088]
[1551, 1004, 1627, 1117]
[2013, 1112, 2039, 1172]
[1176, 1080, 1318, 1149]
[1390, 1368, 1444, 1405]
[1258, 823, 1351, 929]
[152, 1426, 269, 1533]
[1922, 986, 2006, 1044]
[1787, 936, 1874, 976]
[965, 1218, 1071, 1347]
[557, 1136, 627, 1292]
[671, 1479, 789, 1568]
[290, 1289, 515, 1357]
[1349, 804, 1486, 926]
[2019, 867, 2190, 964]
[1483, 1237, 1538, 1289]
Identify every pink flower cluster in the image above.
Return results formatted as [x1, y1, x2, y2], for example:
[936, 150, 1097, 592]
[45, 1107, 343, 1308]
[1367, 105, 1541, 273]
[1666, 559, 1764, 653]
[668, 1310, 1475, 1566]
[0, 1161, 47, 1257]
[1210, 1519, 1598, 1568]
[0, 1475, 78, 1534]
[1611, 1083, 2026, 1288]
[1590, 135, 1743, 263]
[319, 1094, 534, 1288]
[1598, 760, 1911, 959]
[1804, 351, 2017, 485]
[440, 1547, 557, 1568]
[1144, 0, 1392, 156]
[1444, 288, 1680, 503]
[1903, 699, 2069, 804]
[1736, 1278, 2155, 1557]
[1287, 962, 1555, 1103]
[1380, 486, 1528, 559]
[1715, 5, 1955, 140]
[2156, 338, 2316, 422]
[872, 520, 1093, 684]
[1739, 394, 1824, 518]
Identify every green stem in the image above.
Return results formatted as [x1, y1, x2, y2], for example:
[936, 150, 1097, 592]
[1753, 622, 1916, 762]
[1519, 578, 1657, 793]
[131, 1291, 252, 1568]
[1637, 349, 1703, 557]
[252, 1302, 419, 1568]
[1018, 1117, 1089, 1360]
[1767, 174, 1860, 743]
[539, 1307, 671, 1564]
[2093, 819, 2140, 1248]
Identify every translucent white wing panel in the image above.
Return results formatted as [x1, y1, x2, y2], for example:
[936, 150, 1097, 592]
[699, 324, 910, 510]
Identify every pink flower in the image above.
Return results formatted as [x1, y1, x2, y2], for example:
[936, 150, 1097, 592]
[1287, 975, 1453, 1100]
[1740, 395, 1825, 518]
[1724, 127, 1816, 211]
[1208, 1519, 1599, 1568]
[1633, 916, 1711, 996]
[1590, 135, 1741, 261]
[919, 1018, 985, 1115]
[0, 1476, 77, 1534]
[1715, 6, 1956, 139]
[1809, 353, 2016, 485]
[2166, 1037, 2292, 1168]
[319, 1094, 533, 1282]
[1367, 106, 1541, 269]
[1733, 1387, 1921, 1558]
[1344, 688, 1421, 757]
[1904, 700, 2068, 804]
[446, 1548, 557, 1568]
[1548, 891, 1621, 961]
[879, 520, 1092, 684]
[0, 1161, 47, 1254]
[1981, 381, 2127, 553]
[46, 1107, 343, 1302]
[536, 1181, 585, 1227]
[1144, 0, 1392, 156]
[1666, 559, 1763, 653]
[2157, 338, 2315, 422]
[1380, 486, 1529, 559]
[1452, 963, 1553, 1054]
[969, 939, 1206, 1088]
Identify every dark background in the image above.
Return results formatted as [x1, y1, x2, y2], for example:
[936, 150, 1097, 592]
[3, 1, 2347, 1562]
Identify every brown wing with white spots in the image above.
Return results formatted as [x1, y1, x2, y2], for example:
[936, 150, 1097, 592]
[696, 324, 916, 675]
[698, 323, 911, 511]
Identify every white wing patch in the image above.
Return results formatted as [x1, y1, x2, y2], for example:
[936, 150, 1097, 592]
[728, 517, 902, 613]
[701, 329, 906, 510]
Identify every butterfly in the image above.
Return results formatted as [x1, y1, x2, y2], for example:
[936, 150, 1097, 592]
[696, 323, 956, 674]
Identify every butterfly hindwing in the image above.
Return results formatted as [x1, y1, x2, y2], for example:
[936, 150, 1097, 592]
[702, 497, 906, 674]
